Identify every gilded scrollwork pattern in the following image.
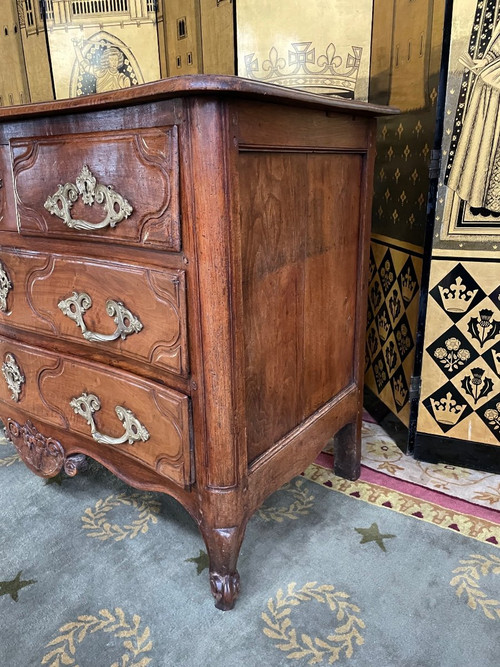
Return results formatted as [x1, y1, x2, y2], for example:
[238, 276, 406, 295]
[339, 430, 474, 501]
[44, 164, 133, 231]
[70, 392, 150, 446]
[58, 291, 143, 343]
[0, 261, 12, 313]
[1, 353, 25, 402]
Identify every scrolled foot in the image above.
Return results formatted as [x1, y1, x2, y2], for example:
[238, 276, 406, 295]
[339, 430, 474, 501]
[210, 571, 240, 611]
[64, 454, 88, 477]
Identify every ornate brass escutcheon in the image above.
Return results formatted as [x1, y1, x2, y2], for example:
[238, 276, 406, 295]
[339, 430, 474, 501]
[44, 164, 133, 231]
[58, 291, 143, 343]
[0, 260, 12, 313]
[70, 392, 150, 446]
[1, 353, 25, 402]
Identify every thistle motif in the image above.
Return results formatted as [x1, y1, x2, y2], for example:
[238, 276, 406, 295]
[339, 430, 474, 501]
[370, 280, 383, 311]
[461, 368, 494, 404]
[467, 309, 500, 348]
[388, 289, 402, 321]
[384, 341, 398, 372]
[367, 327, 379, 357]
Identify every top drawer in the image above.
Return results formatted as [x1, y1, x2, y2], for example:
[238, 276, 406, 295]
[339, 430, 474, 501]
[10, 126, 180, 251]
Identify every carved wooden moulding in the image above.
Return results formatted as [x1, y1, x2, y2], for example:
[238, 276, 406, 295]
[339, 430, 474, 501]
[6, 418, 86, 478]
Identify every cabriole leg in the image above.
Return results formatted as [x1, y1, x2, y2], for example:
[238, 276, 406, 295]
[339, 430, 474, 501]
[200, 523, 247, 611]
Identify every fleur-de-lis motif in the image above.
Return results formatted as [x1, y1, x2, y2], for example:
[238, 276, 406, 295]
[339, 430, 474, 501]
[262, 47, 286, 76]
[317, 43, 342, 70]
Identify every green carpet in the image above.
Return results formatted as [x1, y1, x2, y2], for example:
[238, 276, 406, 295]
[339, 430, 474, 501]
[1, 436, 499, 666]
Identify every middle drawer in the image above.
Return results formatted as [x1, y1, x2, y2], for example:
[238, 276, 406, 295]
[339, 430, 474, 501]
[0, 248, 188, 378]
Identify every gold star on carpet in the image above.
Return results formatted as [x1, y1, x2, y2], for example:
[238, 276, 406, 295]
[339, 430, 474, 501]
[185, 550, 209, 575]
[0, 571, 36, 601]
[355, 523, 395, 552]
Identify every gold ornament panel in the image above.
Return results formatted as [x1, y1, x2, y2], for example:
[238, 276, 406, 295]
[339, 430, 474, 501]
[236, 0, 373, 100]
[364, 238, 423, 427]
[418, 258, 500, 446]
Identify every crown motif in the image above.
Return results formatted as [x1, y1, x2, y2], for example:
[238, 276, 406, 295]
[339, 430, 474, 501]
[401, 268, 417, 303]
[393, 375, 408, 407]
[438, 276, 477, 314]
[430, 391, 467, 426]
[243, 41, 362, 97]
[377, 312, 391, 342]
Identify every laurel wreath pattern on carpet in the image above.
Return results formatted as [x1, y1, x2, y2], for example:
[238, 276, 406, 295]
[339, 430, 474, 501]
[450, 553, 500, 620]
[262, 582, 364, 664]
[0, 437, 20, 468]
[257, 479, 315, 522]
[81, 492, 161, 541]
[41, 607, 153, 667]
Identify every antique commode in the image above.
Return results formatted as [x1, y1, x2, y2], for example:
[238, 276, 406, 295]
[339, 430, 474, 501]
[0, 76, 395, 609]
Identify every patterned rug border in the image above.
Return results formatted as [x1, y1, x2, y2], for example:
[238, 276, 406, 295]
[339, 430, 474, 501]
[303, 463, 500, 547]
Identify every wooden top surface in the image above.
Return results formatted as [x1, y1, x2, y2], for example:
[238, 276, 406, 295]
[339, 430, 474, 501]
[0, 75, 399, 122]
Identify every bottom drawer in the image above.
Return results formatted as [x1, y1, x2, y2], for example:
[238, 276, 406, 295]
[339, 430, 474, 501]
[0, 337, 192, 487]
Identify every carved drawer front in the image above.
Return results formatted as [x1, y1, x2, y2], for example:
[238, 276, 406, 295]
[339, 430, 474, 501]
[0, 336, 192, 487]
[0, 248, 188, 378]
[10, 126, 180, 250]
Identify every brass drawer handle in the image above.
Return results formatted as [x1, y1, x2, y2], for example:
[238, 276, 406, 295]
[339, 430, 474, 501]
[2, 353, 25, 402]
[0, 260, 12, 313]
[44, 164, 133, 231]
[58, 291, 143, 343]
[70, 392, 150, 446]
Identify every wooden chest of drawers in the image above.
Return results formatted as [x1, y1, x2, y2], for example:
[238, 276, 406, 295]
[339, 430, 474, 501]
[0, 76, 394, 609]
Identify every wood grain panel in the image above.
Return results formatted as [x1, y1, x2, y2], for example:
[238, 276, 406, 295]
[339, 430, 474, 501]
[240, 151, 363, 461]
[303, 153, 362, 414]
[240, 152, 306, 460]
[11, 126, 180, 250]
[0, 337, 191, 486]
[236, 102, 370, 150]
[0, 248, 188, 377]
